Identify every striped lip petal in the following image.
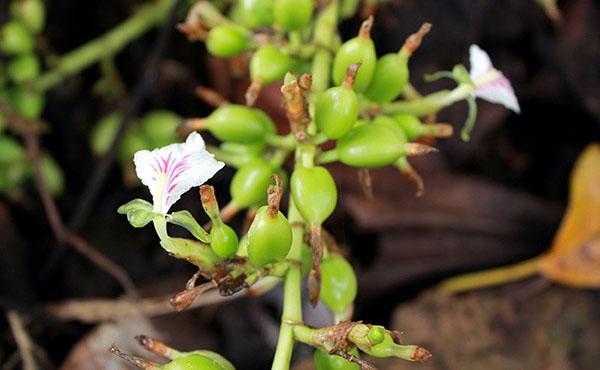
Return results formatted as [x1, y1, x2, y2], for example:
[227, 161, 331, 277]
[469, 44, 521, 114]
[134, 132, 225, 214]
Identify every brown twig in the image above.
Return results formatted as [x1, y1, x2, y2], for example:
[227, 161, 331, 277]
[44, 289, 242, 323]
[6, 310, 38, 370]
[195, 85, 230, 107]
[0, 99, 137, 296]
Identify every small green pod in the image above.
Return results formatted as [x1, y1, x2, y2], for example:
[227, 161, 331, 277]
[247, 205, 293, 267]
[371, 115, 408, 142]
[163, 353, 232, 370]
[290, 166, 337, 226]
[90, 112, 120, 156]
[250, 45, 290, 84]
[273, 0, 314, 31]
[332, 18, 376, 91]
[336, 124, 404, 168]
[320, 255, 357, 315]
[210, 223, 239, 258]
[206, 24, 250, 58]
[230, 160, 274, 209]
[314, 86, 358, 139]
[363, 53, 409, 104]
[140, 110, 180, 147]
[8, 86, 44, 119]
[119, 126, 150, 163]
[314, 349, 360, 370]
[239, 0, 274, 28]
[0, 21, 34, 55]
[6, 53, 40, 83]
[205, 105, 272, 143]
[392, 113, 456, 140]
[10, 0, 45, 34]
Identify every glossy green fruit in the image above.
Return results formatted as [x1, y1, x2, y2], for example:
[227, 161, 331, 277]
[0, 21, 34, 55]
[250, 45, 290, 84]
[40, 155, 64, 196]
[7, 53, 40, 83]
[273, 0, 313, 31]
[163, 354, 230, 370]
[320, 255, 357, 314]
[206, 105, 272, 143]
[337, 125, 405, 168]
[119, 126, 150, 163]
[371, 115, 408, 142]
[206, 24, 250, 58]
[10, 0, 45, 34]
[230, 160, 274, 208]
[364, 53, 409, 104]
[210, 223, 239, 258]
[9, 86, 44, 119]
[290, 166, 337, 225]
[0, 135, 26, 164]
[332, 29, 376, 91]
[314, 349, 360, 370]
[90, 113, 120, 156]
[392, 113, 428, 140]
[141, 110, 180, 147]
[314, 86, 358, 139]
[247, 205, 292, 266]
[239, 0, 274, 27]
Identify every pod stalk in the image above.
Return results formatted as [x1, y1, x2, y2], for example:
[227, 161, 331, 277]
[267, 175, 283, 217]
[342, 63, 361, 89]
[109, 345, 160, 369]
[308, 225, 323, 307]
[358, 16, 374, 40]
[400, 23, 432, 57]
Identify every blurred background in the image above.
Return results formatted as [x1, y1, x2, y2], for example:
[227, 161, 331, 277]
[1, 0, 599, 369]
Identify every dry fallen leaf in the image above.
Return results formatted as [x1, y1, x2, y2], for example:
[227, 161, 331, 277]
[538, 144, 600, 287]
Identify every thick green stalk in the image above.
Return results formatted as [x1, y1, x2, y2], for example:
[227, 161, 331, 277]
[35, 0, 175, 92]
[376, 84, 473, 117]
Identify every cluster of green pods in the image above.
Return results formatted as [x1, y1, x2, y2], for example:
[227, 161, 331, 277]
[0, 0, 62, 196]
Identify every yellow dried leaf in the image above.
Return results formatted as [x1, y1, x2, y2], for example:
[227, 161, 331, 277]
[539, 144, 600, 287]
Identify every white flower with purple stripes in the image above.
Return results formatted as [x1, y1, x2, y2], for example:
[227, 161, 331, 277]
[469, 44, 521, 114]
[134, 132, 224, 215]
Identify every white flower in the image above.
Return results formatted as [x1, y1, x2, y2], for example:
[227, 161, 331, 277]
[469, 44, 521, 114]
[134, 132, 224, 214]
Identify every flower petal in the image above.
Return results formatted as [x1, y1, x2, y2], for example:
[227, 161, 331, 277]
[469, 44, 521, 114]
[134, 132, 224, 214]
[469, 44, 493, 82]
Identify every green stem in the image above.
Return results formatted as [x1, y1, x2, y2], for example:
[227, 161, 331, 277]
[317, 149, 338, 164]
[271, 198, 304, 370]
[35, 0, 176, 92]
[374, 84, 473, 117]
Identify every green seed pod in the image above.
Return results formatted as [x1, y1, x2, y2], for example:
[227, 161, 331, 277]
[210, 223, 239, 258]
[273, 0, 313, 31]
[314, 349, 360, 370]
[363, 53, 409, 104]
[239, 0, 274, 27]
[119, 126, 150, 163]
[247, 205, 292, 267]
[392, 113, 453, 140]
[163, 353, 232, 370]
[332, 17, 376, 92]
[0, 21, 34, 55]
[8, 86, 44, 119]
[0, 135, 26, 164]
[371, 115, 408, 142]
[250, 45, 290, 84]
[336, 124, 404, 168]
[320, 255, 357, 315]
[10, 0, 45, 34]
[40, 155, 64, 196]
[314, 65, 359, 139]
[206, 24, 250, 58]
[230, 160, 274, 209]
[90, 112, 120, 156]
[6, 53, 40, 83]
[290, 166, 337, 226]
[141, 110, 180, 147]
[204, 105, 273, 143]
